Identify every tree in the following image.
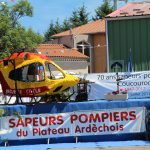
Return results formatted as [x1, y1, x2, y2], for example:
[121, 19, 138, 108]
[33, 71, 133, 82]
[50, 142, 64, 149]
[10, 0, 33, 27]
[0, 0, 43, 59]
[70, 4, 89, 28]
[44, 21, 56, 41]
[93, 0, 113, 20]
[77, 4, 89, 26]
[69, 10, 80, 28]
[61, 18, 70, 31]
[44, 4, 90, 42]
[44, 19, 63, 41]
[53, 18, 62, 34]
[0, 13, 12, 58]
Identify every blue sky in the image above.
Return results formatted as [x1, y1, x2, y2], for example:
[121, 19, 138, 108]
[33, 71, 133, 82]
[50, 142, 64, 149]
[19, 0, 104, 35]
[5, 0, 147, 35]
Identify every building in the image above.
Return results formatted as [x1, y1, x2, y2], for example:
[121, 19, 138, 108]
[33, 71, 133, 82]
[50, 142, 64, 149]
[49, 19, 106, 73]
[106, 1, 150, 72]
[36, 44, 89, 74]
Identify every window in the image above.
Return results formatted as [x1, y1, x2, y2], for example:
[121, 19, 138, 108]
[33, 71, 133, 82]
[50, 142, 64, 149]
[110, 60, 124, 72]
[77, 41, 90, 57]
[9, 62, 45, 82]
[45, 62, 64, 79]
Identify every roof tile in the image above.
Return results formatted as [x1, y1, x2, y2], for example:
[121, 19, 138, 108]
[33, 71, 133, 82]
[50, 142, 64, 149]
[107, 2, 150, 18]
[52, 19, 105, 37]
[37, 44, 88, 59]
[37, 44, 65, 49]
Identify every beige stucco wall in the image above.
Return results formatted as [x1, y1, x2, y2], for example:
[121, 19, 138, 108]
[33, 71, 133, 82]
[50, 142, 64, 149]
[74, 35, 93, 47]
[48, 33, 107, 73]
[49, 34, 93, 48]
[54, 60, 88, 74]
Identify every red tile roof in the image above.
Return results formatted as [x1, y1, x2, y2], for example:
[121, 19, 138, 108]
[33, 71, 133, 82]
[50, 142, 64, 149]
[52, 19, 105, 37]
[107, 2, 150, 18]
[37, 44, 65, 50]
[36, 44, 88, 59]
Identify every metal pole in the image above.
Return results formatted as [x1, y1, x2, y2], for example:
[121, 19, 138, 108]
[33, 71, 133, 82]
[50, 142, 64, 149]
[114, 0, 117, 10]
[11, 59, 20, 104]
[89, 46, 93, 73]
[76, 136, 78, 143]
[47, 138, 50, 144]
[113, 0, 128, 10]
[106, 19, 109, 72]
[82, 45, 85, 55]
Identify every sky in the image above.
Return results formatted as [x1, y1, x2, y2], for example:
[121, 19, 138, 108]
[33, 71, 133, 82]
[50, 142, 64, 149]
[10, 0, 105, 35]
[4, 0, 148, 35]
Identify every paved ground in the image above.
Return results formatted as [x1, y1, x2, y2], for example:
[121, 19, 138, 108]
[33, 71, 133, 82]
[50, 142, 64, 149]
[48, 146, 150, 150]
[1, 141, 150, 150]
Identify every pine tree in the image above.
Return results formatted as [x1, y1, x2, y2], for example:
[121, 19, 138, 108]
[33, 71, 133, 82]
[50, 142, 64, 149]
[44, 4, 90, 41]
[44, 21, 55, 41]
[62, 18, 71, 31]
[93, 0, 113, 20]
[69, 4, 89, 27]
[78, 4, 89, 26]
[69, 10, 80, 28]
[53, 18, 62, 34]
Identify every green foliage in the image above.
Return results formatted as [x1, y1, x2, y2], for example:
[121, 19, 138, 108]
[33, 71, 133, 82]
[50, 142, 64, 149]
[10, 0, 33, 27]
[0, 0, 43, 59]
[61, 18, 70, 31]
[44, 4, 89, 41]
[44, 1, 112, 41]
[70, 4, 89, 27]
[44, 21, 57, 41]
[77, 4, 89, 26]
[43, 1, 114, 42]
[93, 0, 113, 20]
[69, 10, 80, 28]
[44, 18, 70, 42]
[65, 4, 89, 28]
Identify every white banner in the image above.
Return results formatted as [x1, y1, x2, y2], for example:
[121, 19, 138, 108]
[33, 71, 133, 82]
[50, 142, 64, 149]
[79, 71, 150, 99]
[0, 107, 146, 140]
